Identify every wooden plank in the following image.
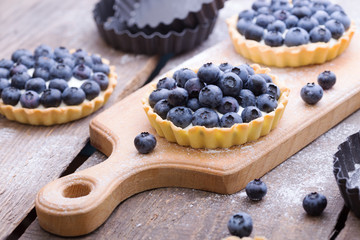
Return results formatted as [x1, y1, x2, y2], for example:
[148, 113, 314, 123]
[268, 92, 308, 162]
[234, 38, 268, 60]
[337, 212, 360, 240]
[0, 0, 158, 238]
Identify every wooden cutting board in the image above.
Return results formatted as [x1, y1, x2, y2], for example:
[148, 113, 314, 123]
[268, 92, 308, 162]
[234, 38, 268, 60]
[35, 34, 360, 237]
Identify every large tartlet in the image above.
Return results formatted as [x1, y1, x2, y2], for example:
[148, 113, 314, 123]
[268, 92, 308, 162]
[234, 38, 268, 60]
[142, 64, 289, 149]
[0, 47, 117, 125]
[226, 4, 356, 67]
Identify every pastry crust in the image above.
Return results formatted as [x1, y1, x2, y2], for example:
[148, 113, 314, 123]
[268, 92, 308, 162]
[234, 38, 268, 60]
[226, 15, 356, 67]
[142, 64, 290, 149]
[0, 58, 117, 126]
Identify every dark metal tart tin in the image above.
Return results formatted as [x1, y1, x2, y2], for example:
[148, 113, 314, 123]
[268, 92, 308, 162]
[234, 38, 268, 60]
[334, 131, 360, 218]
[93, 0, 218, 55]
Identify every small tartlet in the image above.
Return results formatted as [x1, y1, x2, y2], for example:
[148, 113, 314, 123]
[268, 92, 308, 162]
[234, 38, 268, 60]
[142, 64, 289, 149]
[0, 55, 117, 126]
[226, 15, 356, 68]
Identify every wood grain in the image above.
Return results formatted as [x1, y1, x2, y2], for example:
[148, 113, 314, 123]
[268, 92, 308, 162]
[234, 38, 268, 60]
[0, 0, 157, 239]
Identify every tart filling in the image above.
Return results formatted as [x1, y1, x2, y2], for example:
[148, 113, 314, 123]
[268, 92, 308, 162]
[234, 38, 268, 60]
[0, 45, 117, 125]
[226, 0, 355, 67]
[142, 63, 289, 149]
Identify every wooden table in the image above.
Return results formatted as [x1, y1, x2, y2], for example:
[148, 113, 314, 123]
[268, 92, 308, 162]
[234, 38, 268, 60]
[1, 0, 359, 239]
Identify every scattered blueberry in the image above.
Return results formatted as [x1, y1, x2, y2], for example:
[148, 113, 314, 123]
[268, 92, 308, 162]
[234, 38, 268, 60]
[62, 87, 86, 105]
[317, 70, 336, 90]
[241, 106, 262, 123]
[50, 63, 72, 81]
[284, 27, 310, 47]
[184, 78, 204, 98]
[245, 74, 267, 96]
[173, 68, 197, 87]
[199, 85, 223, 108]
[303, 192, 327, 216]
[245, 179, 268, 201]
[256, 93, 278, 113]
[264, 31, 284, 47]
[81, 80, 101, 100]
[244, 24, 264, 42]
[34, 44, 53, 59]
[134, 132, 156, 154]
[192, 108, 219, 128]
[156, 77, 177, 90]
[227, 212, 253, 238]
[73, 64, 92, 80]
[11, 72, 30, 89]
[187, 98, 202, 111]
[48, 79, 69, 92]
[217, 96, 239, 114]
[0, 59, 14, 69]
[220, 112, 243, 128]
[40, 89, 62, 107]
[91, 72, 109, 90]
[197, 63, 222, 84]
[20, 90, 40, 108]
[238, 89, 256, 108]
[149, 88, 170, 108]
[300, 83, 323, 105]
[325, 19, 345, 40]
[168, 87, 188, 106]
[25, 78, 46, 93]
[11, 49, 32, 62]
[166, 106, 193, 128]
[154, 99, 172, 119]
[0, 78, 10, 97]
[1, 87, 21, 106]
[218, 72, 242, 97]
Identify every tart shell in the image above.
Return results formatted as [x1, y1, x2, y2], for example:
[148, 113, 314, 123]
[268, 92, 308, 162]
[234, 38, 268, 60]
[0, 58, 117, 126]
[142, 64, 290, 149]
[226, 15, 356, 68]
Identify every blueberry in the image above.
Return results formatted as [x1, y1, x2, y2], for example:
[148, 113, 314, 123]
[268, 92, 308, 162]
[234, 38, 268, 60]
[312, 10, 330, 25]
[300, 83, 323, 105]
[331, 11, 351, 30]
[11, 49, 32, 62]
[0, 78, 10, 97]
[91, 72, 109, 90]
[20, 90, 40, 108]
[166, 106, 193, 128]
[40, 89, 62, 108]
[256, 94, 278, 113]
[0, 59, 14, 69]
[237, 19, 252, 35]
[50, 63, 72, 81]
[187, 98, 201, 111]
[229, 66, 249, 83]
[153, 99, 172, 119]
[36, 56, 56, 70]
[48, 79, 69, 92]
[54, 46, 71, 59]
[256, 14, 275, 28]
[217, 96, 239, 114]
[257, 7, 271, 15]
[62, 87, 86, 105]
[91, 54, 103, 64]
[238, 9, 256, 21]
[149, 88, 171, 108]
[245, 179, 267, 201]
[245, 74, 267, 96]
[197, 63, 222, 84]
[258, 74, 272, 83]
[1, 87, 21, 106]
[172, 68, 197, 87]
[93, 64, 110, 75]
[192, 108, 219, 128]
[34, 44, 53, 59]
[244, 24, 264, 42]
[267, 82, 280, 100]
[241, 106, 262, 123]
[75, 56, 93, 68]
[252, 0, 269, 11]
[303, 192, 327, 216]
[10, 64, 27, 76]
[11, 72, 30, 89]
[293, 0, 311, 7]
[291, 6, 312, 19]
[267, 20, 286, 33]
[325, 19, 345, 40]
[73, 64, 92, 80]
[33, 67, 50, 81]
[273, 10, 291, 21]
[218, 72, 242, 97]
[243, 64, 255, 75]
[134, 132, 156, 154]
[264, 31, 284, 47]
[0, 68, 10, 78]
[218, 62, 233, 72]
[25, 78, 46, 93]
[220, 112, 243, 128]
[18, 55, 35, 68]
[199, 85, 223, 108]
[318, 70, 336, 90]
[54, 57, 75, 69]
[310, 26, 332, 43]
[326, 4, 343, 15]
[184, 78, 204, 98]
[157, 77, 177, 90]
[285, 15, 299, 28]
[81, 80, 101, 100]
[284, 27, 310, 47]
[72, 49, 88, 59]
[310, 2, 326, 14]
[297, 17, 319, 32]
[312, 0, 331, 7]
[227, 212, 253, 238]
[168, 87, 188, 106]
[270, 0, 291, 11]
[238, 89, 256, 108]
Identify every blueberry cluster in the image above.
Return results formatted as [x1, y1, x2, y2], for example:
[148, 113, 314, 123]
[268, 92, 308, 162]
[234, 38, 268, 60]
[237, 0, 351, 47]
[0, 45, 110, 109]
[149, 62, 281, 129]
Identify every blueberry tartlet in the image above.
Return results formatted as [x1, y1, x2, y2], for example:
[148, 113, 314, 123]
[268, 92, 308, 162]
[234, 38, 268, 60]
[0, 45, 117, 125]
[142, 63, 289, 149]
[227, 0, 355, 67]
